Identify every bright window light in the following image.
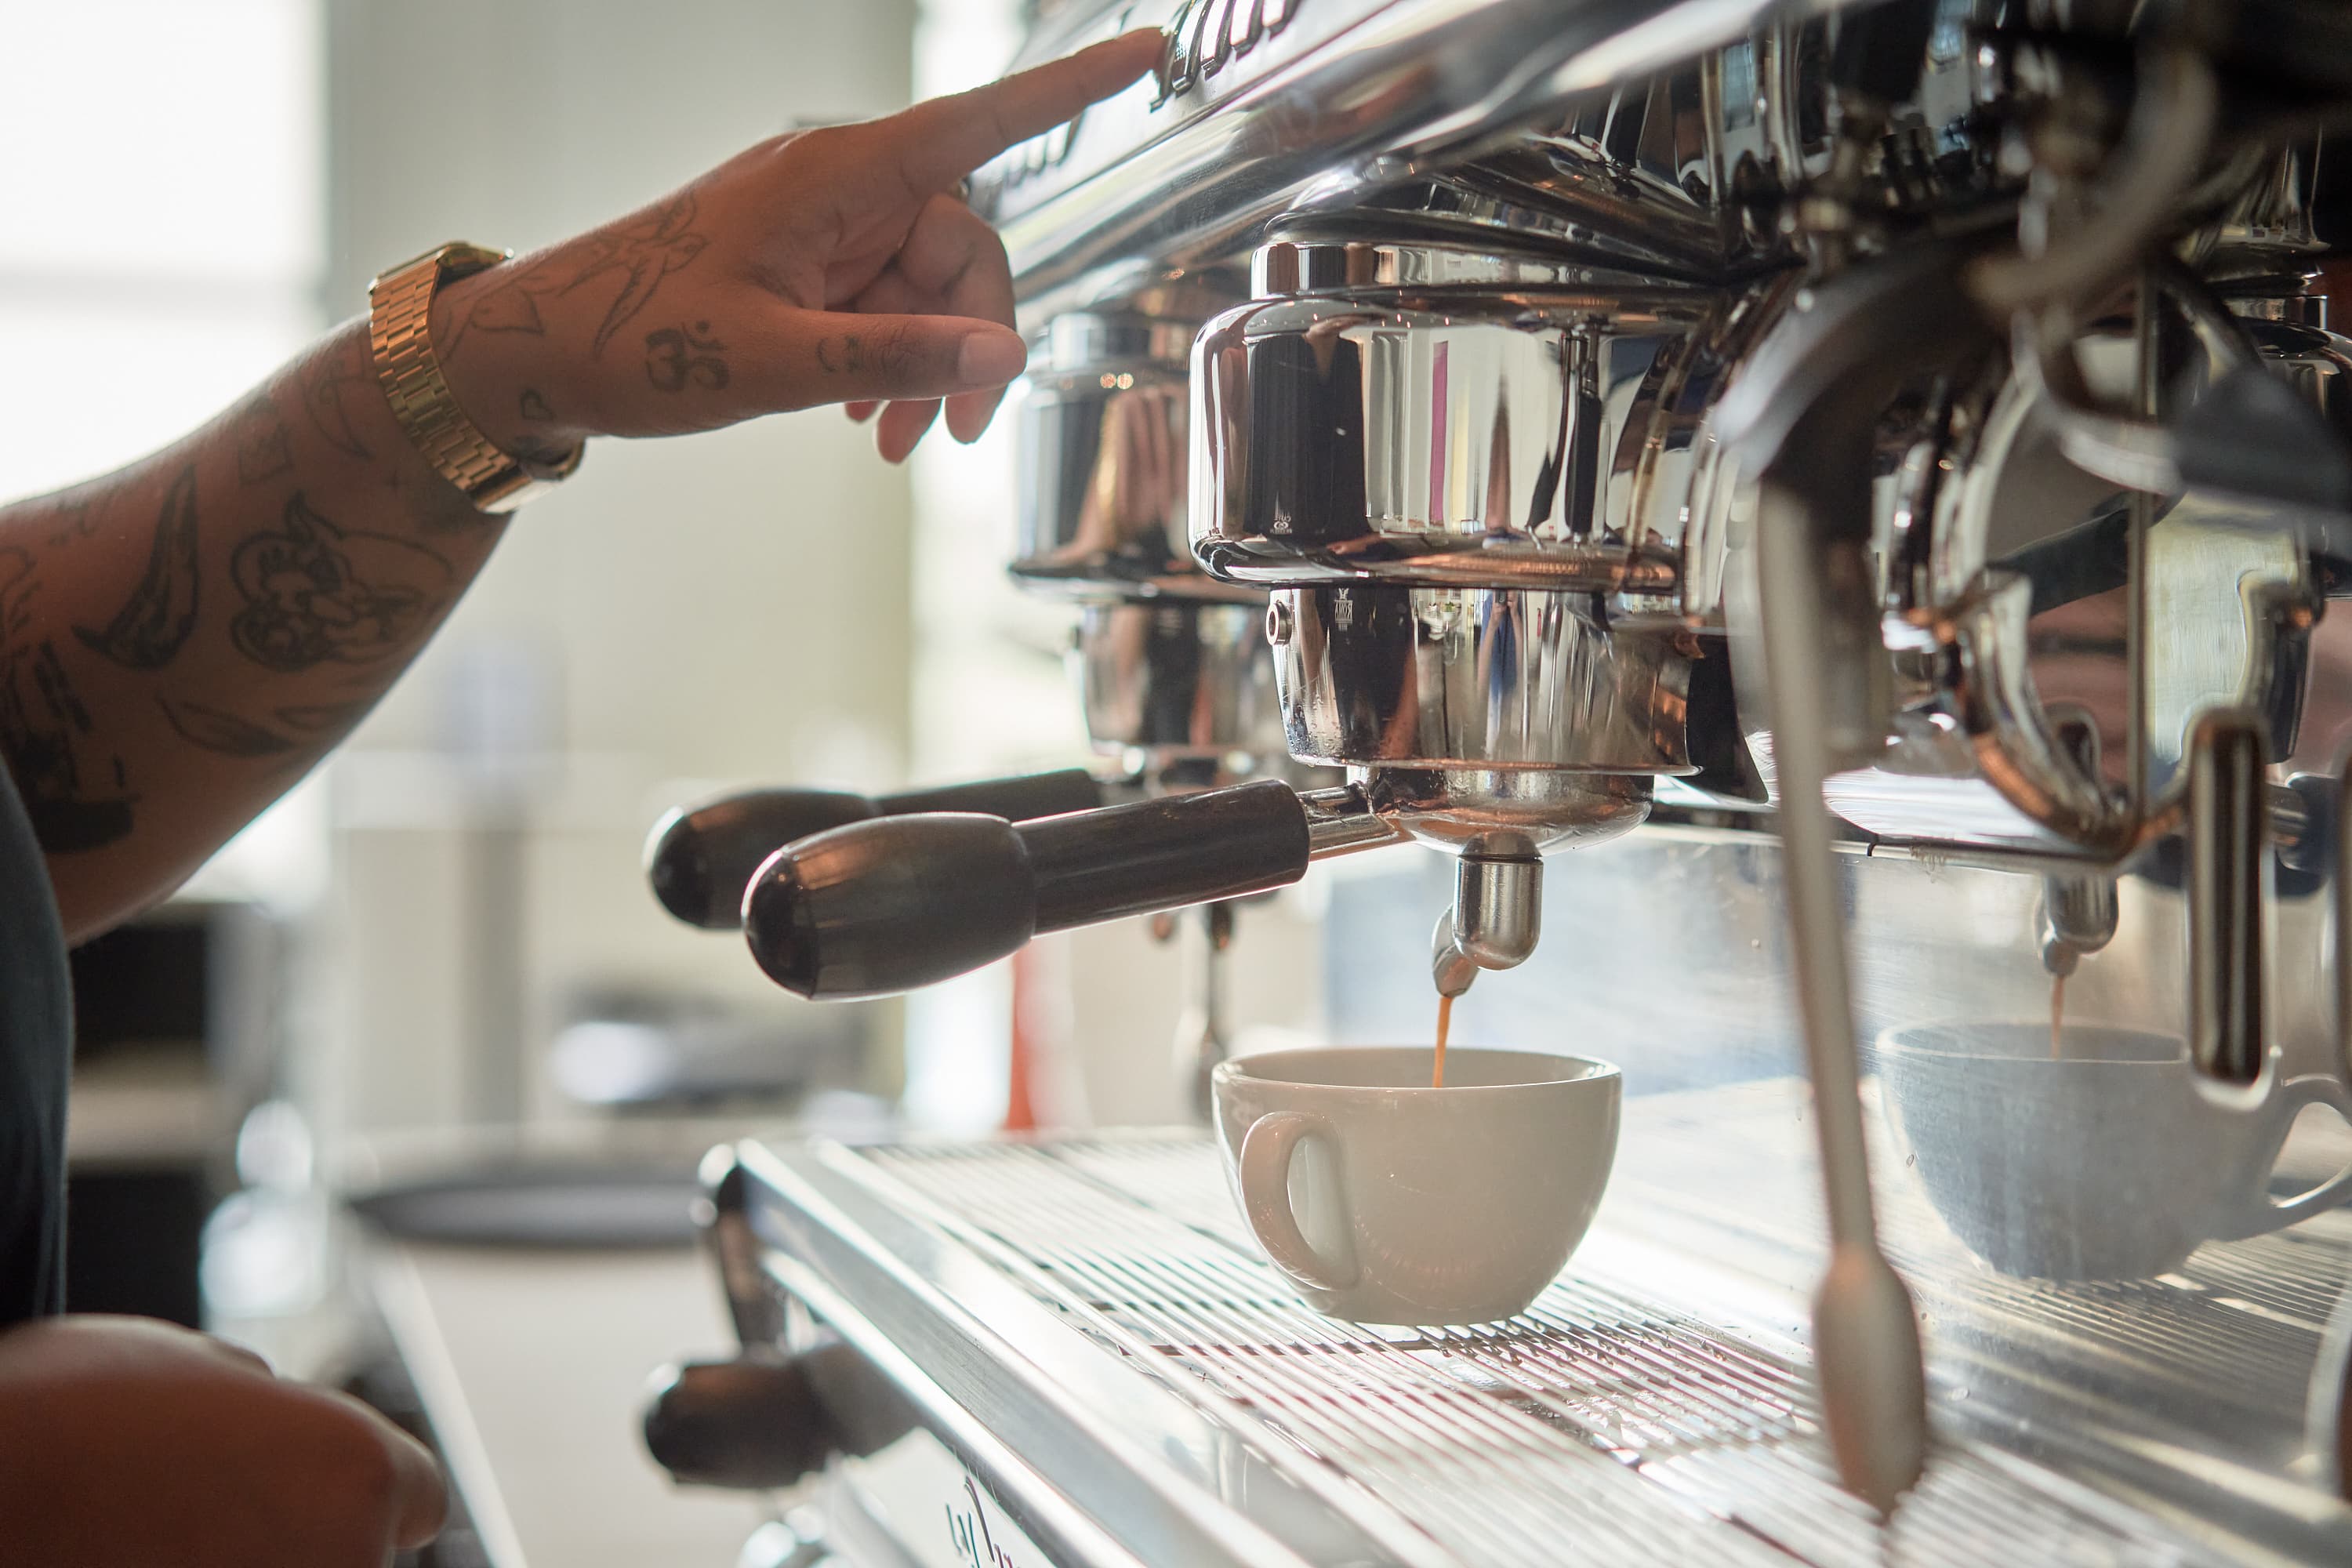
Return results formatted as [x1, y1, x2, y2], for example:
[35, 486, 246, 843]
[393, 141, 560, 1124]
[0, 0, 324, 502]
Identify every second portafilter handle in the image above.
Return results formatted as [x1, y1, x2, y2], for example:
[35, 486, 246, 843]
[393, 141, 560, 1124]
[646, 769, 1105, 931]
[743, 780, 1317, 1000]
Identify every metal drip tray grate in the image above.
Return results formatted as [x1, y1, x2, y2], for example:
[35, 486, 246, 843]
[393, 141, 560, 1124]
[846, 1133, 2245, 1568]
[1606, 1078, 2352, 1475]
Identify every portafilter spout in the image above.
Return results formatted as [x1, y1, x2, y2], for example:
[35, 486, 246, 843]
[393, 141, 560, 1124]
[1431, 856, 1543, 999]
[2038, 715, 2120, 977]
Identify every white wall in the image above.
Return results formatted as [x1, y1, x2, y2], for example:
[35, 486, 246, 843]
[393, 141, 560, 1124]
[317, 0, 920, 1135]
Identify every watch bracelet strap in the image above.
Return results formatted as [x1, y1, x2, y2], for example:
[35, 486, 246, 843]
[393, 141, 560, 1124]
[369, 245, 582, 512]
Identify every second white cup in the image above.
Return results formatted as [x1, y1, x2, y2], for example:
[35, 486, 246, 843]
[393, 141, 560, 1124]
[1210, 1046, 1621, 1325]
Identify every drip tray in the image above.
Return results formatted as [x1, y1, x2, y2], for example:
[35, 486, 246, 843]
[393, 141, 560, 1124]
[738, 1081, 2352, 1567]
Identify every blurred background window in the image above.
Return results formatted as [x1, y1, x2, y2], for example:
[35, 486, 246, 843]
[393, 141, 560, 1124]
[0, 0, 325, 503]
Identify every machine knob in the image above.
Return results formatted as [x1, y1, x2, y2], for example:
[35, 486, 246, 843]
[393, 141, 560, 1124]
[642, 1353, 843, 1491]
[744, 779, 1312, 1000]
[646, 769, 1103, 931]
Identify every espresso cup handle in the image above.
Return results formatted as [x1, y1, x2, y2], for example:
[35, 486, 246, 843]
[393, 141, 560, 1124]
[2223, 1073, 2352, 1240]
[1236, 1111, 1359, 1291]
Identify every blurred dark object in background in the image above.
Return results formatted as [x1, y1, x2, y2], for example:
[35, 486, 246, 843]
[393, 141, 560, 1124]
[66, 901, 278, 1323]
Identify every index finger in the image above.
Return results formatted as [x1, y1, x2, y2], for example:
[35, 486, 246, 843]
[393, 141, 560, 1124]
[888, 29, 1162, 194]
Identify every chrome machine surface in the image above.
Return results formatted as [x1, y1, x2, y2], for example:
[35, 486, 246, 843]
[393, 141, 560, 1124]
[648, 0, 2352, 1561]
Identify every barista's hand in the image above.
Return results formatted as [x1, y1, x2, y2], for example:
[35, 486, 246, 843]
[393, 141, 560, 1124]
[0, 1315, 447, 1566]
[434, 30, 1161, 465]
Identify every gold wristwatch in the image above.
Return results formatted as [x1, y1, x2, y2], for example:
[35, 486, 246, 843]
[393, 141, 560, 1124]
[368, 241, 584, 514]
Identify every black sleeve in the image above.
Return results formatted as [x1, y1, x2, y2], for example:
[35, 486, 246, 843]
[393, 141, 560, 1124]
[0, 758, 71, 1324]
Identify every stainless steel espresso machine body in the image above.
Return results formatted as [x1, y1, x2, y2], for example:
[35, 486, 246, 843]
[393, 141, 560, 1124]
[644, 2, 2352, 1563]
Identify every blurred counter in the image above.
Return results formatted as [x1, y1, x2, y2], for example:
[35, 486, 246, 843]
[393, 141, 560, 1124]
[367, 1238, 769, 1568]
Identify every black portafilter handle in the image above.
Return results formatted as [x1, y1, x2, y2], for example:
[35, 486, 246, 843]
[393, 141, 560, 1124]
[642, 1352, 839, 1491]
[643, 1341, 912, 1490]
[744, 779, 1312, 1000]
[646, 768, 1103, 931]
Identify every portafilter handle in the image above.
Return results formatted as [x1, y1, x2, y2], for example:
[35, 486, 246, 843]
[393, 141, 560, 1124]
[646, 768, 1104, 931]
[744, 779, 1312, 1000]
[642, 1351, 844, 1492]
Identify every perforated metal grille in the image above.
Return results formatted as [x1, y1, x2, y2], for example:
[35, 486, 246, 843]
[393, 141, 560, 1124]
[856, 1134, 2234, 1568]
[1598, 1079, 2352, 1473]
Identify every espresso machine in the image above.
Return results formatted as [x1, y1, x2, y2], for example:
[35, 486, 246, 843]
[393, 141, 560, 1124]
[643, 1, 2352, 1562]
[647, 267, 1301, 1109]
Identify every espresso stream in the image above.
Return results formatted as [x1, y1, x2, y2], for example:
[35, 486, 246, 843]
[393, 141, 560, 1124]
[1433, 994, 1454, 1087]
[2050, 972, 2067, 1059]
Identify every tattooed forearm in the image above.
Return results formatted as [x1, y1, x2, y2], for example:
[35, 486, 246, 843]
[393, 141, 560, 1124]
[230, 492, 453, 673]
[233, 398, 296, 485]
[74, 466, 201, 671]
[299, 338, 376, 460]
[156, 694, 296, 757]
[277, 699, 376, 735]
[0, 310, 514, 932]
[42, 503, 97, 551]
[0, 639, 135, 851]
[566, 194, 709, 358]
[644, 322, 729, 393]
[438, 260, 559, 362]
[507, 389, 582, 463]
[156, 691, 380, 766]
[0, 549, 36, 643]
[439, 195, 710, 368]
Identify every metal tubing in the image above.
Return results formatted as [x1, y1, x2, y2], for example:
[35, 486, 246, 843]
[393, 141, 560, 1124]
[1755, 485, 1929, 1515]
[2129, 270, 2157, 812]
[1299, 785, 1415, 858]
[2187, 712, 2270, 1086]
[2341, 755, 2352, 1083]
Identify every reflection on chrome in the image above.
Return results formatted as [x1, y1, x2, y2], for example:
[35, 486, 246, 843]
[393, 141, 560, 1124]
[666, 0, 2352, 1558]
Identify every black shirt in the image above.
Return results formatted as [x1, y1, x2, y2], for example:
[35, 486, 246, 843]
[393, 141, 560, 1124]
[0, 758, 68, 1323]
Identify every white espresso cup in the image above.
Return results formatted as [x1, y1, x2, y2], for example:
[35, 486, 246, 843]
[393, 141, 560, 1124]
[1210, 1046, 1621, 1325]
[1878, 1022, 2352, 1280]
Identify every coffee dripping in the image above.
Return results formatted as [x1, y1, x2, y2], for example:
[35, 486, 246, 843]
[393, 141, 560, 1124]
[643, 0, 2352, 1547]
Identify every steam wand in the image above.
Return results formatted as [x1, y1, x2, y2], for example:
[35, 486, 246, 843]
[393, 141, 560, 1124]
[1714, 241, 1993, 1513]
[1753, 494, 1929, 1516]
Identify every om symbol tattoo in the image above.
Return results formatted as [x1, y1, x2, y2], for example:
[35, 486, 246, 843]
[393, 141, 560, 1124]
[644, 321, 730, 394]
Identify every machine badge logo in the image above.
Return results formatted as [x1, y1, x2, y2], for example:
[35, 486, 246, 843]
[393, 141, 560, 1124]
[1156, 0, 1302, 106]
[946, 1475, 1031, 1568]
